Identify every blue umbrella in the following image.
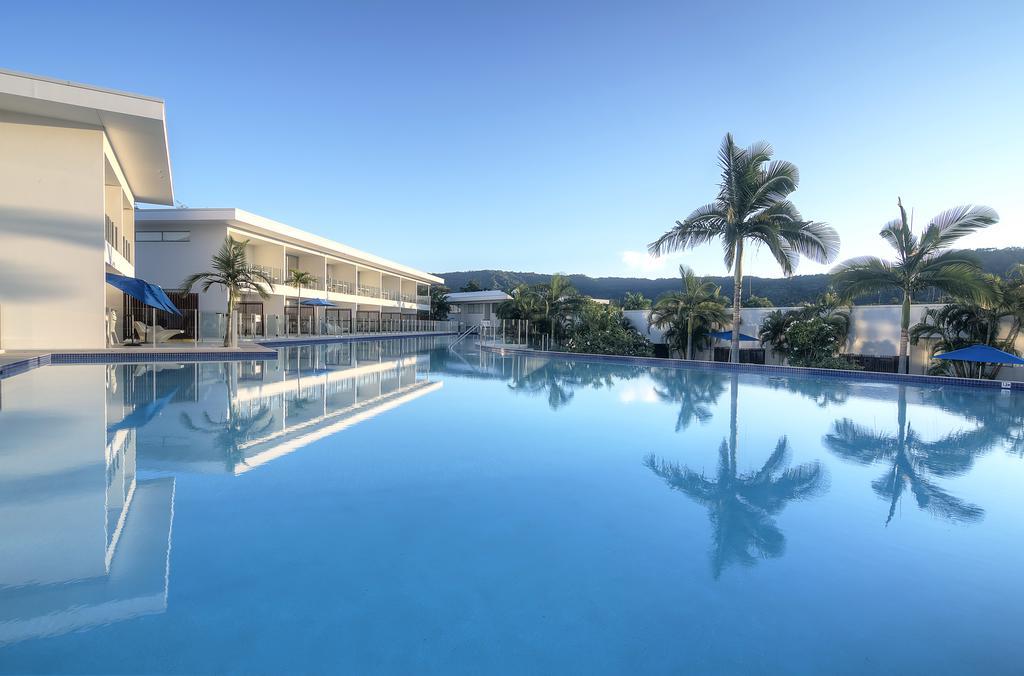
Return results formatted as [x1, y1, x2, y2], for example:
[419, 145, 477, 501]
[300, 298, 335, 306]
[105, 273, 181, 315]
[709, 330, 758, 341]
[934, 344, 1024, 365]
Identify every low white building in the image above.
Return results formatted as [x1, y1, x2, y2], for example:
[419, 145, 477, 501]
[135, 208, 442, 337]
[445, 290, 511, 329]
[0, 69, 174, 350]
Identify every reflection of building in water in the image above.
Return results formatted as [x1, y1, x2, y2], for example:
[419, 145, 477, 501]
[0, 337, 442, 646]
[0, 366, 174, 645]
[136, 338, 442, 474]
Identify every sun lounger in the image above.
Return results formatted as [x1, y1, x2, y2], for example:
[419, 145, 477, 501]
[133, 321, 184, 344]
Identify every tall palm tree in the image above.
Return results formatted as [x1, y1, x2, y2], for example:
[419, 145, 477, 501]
[287, 269, 315, 336]
[181, 236, 274, 347]
[649, 133, 839, 363]
[831, 199, 998, 373]
[823, 385, 990, 525]
[648, 266, 729, 359]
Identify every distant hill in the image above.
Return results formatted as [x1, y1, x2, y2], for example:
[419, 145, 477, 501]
[436, 247, 1024, 307]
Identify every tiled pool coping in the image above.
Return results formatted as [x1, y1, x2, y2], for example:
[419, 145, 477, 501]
[479, 343, 1024, 392]
[0, 332, 457, 381]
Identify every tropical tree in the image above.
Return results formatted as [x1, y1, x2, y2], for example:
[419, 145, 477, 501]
[649, 133, 839, 363]
[742, 295, 773, 308]
[536, 274, 582, 339]
[429, 285, 452, 320]
[563, 300, 653, 357]
[757, 291, 852, 367]
[497, 284, 542, 321]
[824, 385, 990, 525]
[287, 269, 315, 336]
[648, 266, 729, 359]
[181, 236, 274, 347]
[622, 292, 652, 310]
[831, 198, 998, 373]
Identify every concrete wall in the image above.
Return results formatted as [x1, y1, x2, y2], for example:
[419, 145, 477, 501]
[625, 305, 1024, 377]
[136, 220, 230, 313]
[0, 112, 107, 349]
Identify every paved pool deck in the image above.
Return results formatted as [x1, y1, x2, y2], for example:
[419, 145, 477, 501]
[0, 331, 457, 380]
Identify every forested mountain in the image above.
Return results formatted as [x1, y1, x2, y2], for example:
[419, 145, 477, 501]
[437, 247, 1024, 307]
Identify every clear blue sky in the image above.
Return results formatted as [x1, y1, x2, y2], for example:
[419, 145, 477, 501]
[3, 0, 1021, 279]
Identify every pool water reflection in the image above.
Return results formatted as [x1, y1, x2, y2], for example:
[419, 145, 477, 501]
[1, 337, 1023, 674]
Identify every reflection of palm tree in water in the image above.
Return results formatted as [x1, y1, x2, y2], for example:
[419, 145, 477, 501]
[508, 358, 644, 411]
[646, 373, 828, 578]
[824, 384, 989, 525]
[179, 363, 276, 471]
[649, 369, 727, 431]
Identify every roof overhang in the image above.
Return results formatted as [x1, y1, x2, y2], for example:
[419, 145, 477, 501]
[0, 69, 173, 205]
[136, 208, 443, 284]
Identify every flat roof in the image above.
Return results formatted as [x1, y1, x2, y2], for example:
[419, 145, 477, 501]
[136, 207, 443, 284]
[446, 290, 512, 302]
[0, 69, 173, 205]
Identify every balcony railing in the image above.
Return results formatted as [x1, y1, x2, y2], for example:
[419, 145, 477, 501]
[357, 285, 381, 299]
[326, 277, 353, 295]
[400, 293, 416, 303]
[247, 264, 284, 285]
[416, 295, 430, 305]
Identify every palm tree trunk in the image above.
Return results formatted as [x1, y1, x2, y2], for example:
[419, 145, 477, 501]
[686, 316, 694, 360]
[296, 286, 302, 336]
[899, 290, 911, 374]
[224, 293, 235, 348]
[731, 240, 744, 363]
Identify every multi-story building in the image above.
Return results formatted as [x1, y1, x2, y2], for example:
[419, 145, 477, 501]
[135, 208, 441, 337]
[445, 290, 512, 329]
[0, 69, 174, 350]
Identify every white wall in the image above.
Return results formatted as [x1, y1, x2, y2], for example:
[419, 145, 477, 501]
[0, 112, 107, 349]
[625, 304, 1024, 377]
[136, 221, 230, 313]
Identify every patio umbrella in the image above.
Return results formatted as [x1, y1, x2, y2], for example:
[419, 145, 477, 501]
[934, 344, 1024, 365]
[709, 330, 758, 341]
[300, 298, 335, 335]
[105, 273, 181, 315]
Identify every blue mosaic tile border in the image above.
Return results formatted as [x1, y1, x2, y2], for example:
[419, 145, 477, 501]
[50, 350, 277, 365]
[257, 331, 457, 348]
[480, 344, 1024, 392]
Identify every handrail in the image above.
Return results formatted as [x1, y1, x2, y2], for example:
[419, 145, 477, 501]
[448, 325, 478, 350]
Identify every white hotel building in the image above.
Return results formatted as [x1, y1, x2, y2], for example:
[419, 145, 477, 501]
[0, 69, 442, 350]
[135, 208, 441, 337]
[0, 69, 173, 350]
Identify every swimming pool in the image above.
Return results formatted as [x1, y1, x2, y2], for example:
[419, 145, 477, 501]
[1, 336, 1023, 674]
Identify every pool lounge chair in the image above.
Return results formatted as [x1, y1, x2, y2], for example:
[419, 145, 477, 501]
[133, 321, 184, 344]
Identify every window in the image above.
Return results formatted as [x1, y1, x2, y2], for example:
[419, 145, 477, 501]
[286, 254, 300, 272]
[137, 230, 190, 242]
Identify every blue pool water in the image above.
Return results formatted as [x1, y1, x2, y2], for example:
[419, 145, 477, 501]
[1, 336, 1023, 674]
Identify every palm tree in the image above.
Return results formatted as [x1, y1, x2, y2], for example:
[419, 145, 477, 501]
[537, 274, 581, 340]
[831, 199, 998, 373]
[757, 291, 851, 363]
[823, 385, 990, 525]
[181, 236, 274, 347]
[649, 133, 839, 363]
[648, 266, 729, 359]
[622, 292, 651, 310]
[287, 269, 315, 336]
